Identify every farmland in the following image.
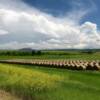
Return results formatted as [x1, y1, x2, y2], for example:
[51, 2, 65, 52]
[0, 59, 100, 70]
[0, 49, 100, 60]
[0, 50, 100, 100]
[0, 63, 100, 100]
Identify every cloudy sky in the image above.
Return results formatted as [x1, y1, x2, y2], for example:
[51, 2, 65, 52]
[0, 0, 100, 49]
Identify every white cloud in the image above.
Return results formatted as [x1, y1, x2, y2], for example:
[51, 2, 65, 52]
[0, 0, 100, 49]
[0, 29, 8, 35]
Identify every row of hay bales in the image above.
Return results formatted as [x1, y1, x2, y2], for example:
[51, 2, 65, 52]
[0, 59, 100, 70]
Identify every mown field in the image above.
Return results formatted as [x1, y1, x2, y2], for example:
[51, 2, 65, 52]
[0, 63, 100, 100]
[0, 50, 100, 60]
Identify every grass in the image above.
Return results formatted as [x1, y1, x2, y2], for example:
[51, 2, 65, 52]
[0, 52, 100, 60]
[0, 50, 100, 60]
[0, 63, 100, 100]
[0, 63, 63, 100]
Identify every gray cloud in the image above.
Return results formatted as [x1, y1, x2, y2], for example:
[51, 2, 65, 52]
[0, 0, 100, 49]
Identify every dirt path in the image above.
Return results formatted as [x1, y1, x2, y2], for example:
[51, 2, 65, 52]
[0, 90, 21, 100]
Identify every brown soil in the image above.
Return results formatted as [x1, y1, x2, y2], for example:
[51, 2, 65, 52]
[0, 90, 21, 100]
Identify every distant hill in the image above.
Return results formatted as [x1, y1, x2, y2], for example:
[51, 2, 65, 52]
[19, 48, 34, 52]
[0, 48, 100, 52]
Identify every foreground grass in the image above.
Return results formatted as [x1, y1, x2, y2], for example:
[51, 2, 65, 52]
[0, 63, 100, 100]
[0, 63, 62, 100]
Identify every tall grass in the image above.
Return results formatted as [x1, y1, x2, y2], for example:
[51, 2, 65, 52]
[0, 63, 100, 100]
[0, 64, 63, 99]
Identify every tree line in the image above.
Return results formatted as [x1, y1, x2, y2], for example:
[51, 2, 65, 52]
[0, 50, 42, 56]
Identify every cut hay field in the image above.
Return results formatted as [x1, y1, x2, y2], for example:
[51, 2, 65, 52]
[0, 63, 100, 100]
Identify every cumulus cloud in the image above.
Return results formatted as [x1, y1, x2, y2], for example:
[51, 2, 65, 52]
[0, 0, 100, 49]
[0, 29, 8, 35]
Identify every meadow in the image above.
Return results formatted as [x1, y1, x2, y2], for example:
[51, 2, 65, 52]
[0, 49, 100, 60]
[0, 50, 100, 100]
[0, 63, 100, 100]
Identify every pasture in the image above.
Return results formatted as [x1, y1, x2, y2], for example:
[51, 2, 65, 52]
[0, 50, 100, 100]
[0, 50, 100, 60]
[0, 63, 100, 100]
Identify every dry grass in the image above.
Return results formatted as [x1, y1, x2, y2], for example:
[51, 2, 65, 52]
[0, 90, 21, 100]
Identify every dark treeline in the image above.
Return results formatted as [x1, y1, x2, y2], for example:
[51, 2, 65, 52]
[0, 50, 42, 56]
[0, 50, 69, 56]
[0, 49, 99, 56]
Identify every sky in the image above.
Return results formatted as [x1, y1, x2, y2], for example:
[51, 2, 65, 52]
[0, 0, 100, 49]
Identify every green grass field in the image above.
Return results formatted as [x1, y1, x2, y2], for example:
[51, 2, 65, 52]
[0, 63, 100, 100]
[0, 53, 100, 60]
[0, 50, 100, 60]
